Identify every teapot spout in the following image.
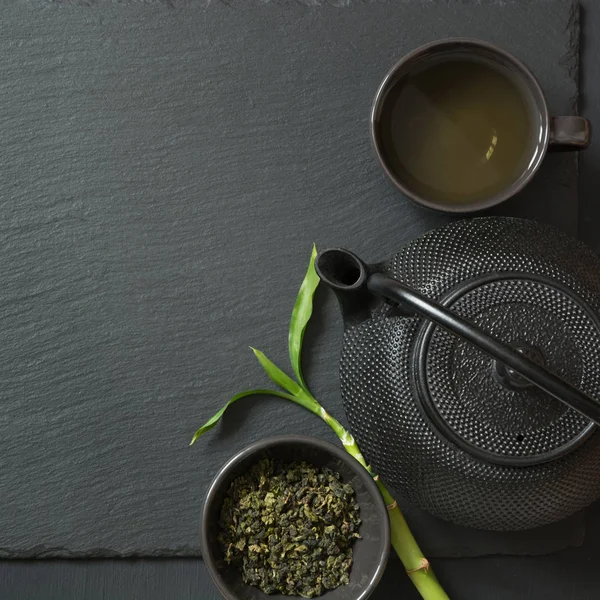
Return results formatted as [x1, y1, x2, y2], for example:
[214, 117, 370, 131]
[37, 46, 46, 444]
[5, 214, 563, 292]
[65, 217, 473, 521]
[315, 249, 372, 324]
[315, 249, 367, 290]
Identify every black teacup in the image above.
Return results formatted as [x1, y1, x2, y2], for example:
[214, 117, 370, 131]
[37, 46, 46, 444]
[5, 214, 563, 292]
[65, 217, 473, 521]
[371, 38, 590, 213]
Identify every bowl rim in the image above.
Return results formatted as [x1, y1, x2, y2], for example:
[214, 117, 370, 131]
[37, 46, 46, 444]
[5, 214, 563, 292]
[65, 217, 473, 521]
[201, 434, 391, 600]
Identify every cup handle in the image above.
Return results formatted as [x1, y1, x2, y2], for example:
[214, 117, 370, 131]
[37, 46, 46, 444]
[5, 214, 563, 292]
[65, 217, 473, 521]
[549, 116, 591, 150]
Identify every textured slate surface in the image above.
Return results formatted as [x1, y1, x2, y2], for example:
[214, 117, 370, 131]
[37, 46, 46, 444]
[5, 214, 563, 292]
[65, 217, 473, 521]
[0, 0, 582, 557]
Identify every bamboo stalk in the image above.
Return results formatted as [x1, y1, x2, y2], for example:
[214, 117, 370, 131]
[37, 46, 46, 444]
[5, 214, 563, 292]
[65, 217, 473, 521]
[192, 246, 450, 599]
[297, 390, 450, 600]
[376, 480, 449, 600]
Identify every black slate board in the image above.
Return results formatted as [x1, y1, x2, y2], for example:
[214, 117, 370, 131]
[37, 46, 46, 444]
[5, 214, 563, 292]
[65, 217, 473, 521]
[0, 0, 583, 557]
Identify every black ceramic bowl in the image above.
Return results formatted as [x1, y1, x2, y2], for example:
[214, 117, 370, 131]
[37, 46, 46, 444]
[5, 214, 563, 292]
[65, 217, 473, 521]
[202, 435, 390, 600]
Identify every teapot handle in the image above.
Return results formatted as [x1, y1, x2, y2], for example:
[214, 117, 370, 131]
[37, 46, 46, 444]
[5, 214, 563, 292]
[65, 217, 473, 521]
[368, 273, 600, 427]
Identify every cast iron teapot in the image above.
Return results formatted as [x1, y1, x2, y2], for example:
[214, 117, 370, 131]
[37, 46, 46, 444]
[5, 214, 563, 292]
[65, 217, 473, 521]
[315, 217, 600, 531]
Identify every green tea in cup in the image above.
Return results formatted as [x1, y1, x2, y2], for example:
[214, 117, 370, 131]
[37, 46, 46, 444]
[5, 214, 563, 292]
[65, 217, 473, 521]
[371, 39, 590, 213]
[378, 58, 533, 205]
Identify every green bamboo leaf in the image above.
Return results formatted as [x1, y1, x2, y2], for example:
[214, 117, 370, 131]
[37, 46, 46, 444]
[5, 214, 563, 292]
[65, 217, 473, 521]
[289, 244, 319, 390]
[251, 348, 303, 396]
[189, 388, 295, 445]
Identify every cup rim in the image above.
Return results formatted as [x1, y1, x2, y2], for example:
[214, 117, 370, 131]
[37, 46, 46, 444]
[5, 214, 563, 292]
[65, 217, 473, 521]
[370, 37, 550, 214]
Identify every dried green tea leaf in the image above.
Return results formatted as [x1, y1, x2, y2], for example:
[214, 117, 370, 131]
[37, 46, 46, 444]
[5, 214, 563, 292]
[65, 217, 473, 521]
[219, 459, 361, 597]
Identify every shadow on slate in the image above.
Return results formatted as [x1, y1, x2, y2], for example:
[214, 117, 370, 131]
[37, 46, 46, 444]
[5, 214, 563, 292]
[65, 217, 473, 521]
[0, 0, 584, 558]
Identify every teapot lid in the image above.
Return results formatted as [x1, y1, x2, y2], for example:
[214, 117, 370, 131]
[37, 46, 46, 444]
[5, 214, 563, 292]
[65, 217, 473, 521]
[386, 218, 600, 466]
[414, 273, 600, 465]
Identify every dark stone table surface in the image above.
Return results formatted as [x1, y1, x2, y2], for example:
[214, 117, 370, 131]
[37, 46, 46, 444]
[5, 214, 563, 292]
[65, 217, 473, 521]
[3, 0, 600, 598]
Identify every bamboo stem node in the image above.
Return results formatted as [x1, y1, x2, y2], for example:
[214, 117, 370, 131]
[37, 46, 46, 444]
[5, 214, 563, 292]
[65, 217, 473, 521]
[407, 558, 431, 574]
[386, 499, 398, 510]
